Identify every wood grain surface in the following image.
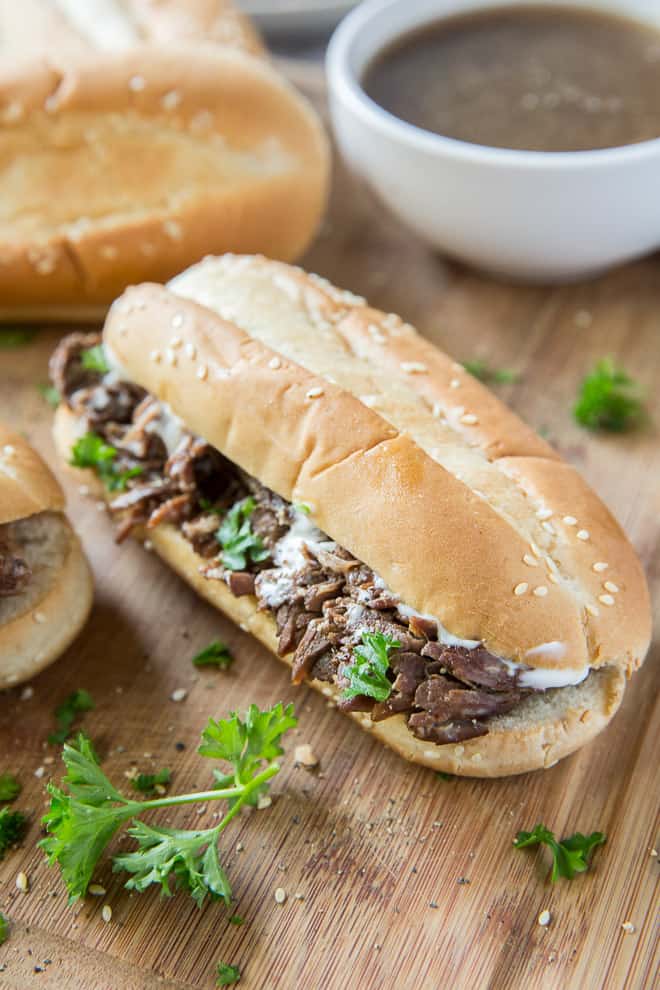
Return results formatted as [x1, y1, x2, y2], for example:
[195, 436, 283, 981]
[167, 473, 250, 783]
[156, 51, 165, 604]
[0, 66, 658, 990]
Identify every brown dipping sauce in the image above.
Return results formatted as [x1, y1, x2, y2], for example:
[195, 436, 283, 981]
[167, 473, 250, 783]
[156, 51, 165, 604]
[362, 5, 660, 152]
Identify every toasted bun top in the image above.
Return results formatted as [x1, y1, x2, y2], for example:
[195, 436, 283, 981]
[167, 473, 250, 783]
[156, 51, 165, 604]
[0, 424, 64, 525]
[102, 256, 652, 675]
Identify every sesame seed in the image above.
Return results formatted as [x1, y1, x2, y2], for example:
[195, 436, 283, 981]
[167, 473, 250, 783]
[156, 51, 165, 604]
[150, 349, 162, 363]
[400, 361, 427, 373]
[16, 872, 29, 892]
[184, 343, 197, 360]
[274, 887, 287, 904]
[102, 905, 112, 923]
[89, 884, 106, 897]
[33, 612, 46, 624]
[603, 581, 619, 593]
[533, 586, 548, 597]
[576, 530, 590, 541]
[593, 561, 609, 572]
[514, 583, 528, 596]
[163, 219, 182, 240]
[523, 554, 538, 567]
[269, 356, 282, 370]
[128, 74, 146, 92]
[196, 365, 208, 381]
[529, 542, 542, 558]
[171, 313, 184, 329]
[563, 515, 577, 526]
[170, 688, 187, 702]
[432, 402, 444, 418]
[537, 507, 553, 520]
[599, 594, 615, 606]
[621, 921, 636, 934]
[450, 378, 461, 388]
[538, 910, 551, 927]
[161, 90, 181, 111]
[34, 766, 45, 779]
[170, 336, 182, 349]
[541, 521, 554, 534]
[548, 572, 559, 584]
[306, 387, 324, 399]
[165, 349, 177, 367]
[585, 603, 600, 617]
[461, 413, 479, 425]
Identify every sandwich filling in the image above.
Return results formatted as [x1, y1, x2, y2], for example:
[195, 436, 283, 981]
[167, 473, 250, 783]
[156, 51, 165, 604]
[52, 333, 577, 746]
[0, 530, 31, 598]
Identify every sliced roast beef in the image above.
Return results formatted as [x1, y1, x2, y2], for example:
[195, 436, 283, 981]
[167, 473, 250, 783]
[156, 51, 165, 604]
[0, 549, 31, 597]
[49, 331, 103, 398]
[422, 642, 520, 692]
[407, 713, 489, 744]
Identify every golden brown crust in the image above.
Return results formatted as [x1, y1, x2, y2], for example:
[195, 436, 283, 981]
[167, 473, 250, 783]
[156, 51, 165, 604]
[0, 48, 328, 316]
[0, 425, 64, 525]
[99, 263, 651, 674]
[53, 405, 627, 777]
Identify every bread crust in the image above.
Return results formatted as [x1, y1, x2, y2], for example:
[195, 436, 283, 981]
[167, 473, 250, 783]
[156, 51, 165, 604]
[0, 47, 328, 317]
[53, 405, 627, 776]
[98, 263, 650, 674]
[0, 425, 64, 525]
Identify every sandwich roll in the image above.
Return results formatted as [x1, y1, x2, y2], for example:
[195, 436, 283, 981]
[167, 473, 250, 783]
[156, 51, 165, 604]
[50, 256, 651, 776]
[0, 46, 328, 321]
[0, 425, 93, 689]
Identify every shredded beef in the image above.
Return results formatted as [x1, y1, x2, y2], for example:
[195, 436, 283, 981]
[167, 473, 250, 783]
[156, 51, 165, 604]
[52, 332, 544, 748]
[0, 543, 31, 598]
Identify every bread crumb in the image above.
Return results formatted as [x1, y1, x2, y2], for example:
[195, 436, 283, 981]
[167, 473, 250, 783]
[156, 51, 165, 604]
[538, 910, 551, 927]
[257, 795, 272, 810]
[16, 872, 29, 893]
[294, 744, 319, 769]
[101, 905, 112, 923]
[274, 887, 287, 904]
[170, 688, 188, 702]
[621, 921, 636, 934]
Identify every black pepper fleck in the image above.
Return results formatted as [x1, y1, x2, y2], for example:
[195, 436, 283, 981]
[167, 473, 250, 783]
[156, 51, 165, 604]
[174, 742, 185, 752]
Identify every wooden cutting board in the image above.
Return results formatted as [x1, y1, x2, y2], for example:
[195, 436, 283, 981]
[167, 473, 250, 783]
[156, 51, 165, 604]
[0, 65, 658, 990]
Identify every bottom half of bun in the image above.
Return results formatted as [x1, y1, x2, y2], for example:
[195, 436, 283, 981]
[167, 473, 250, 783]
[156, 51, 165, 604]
[53, 406, 625, 776]
[0, 511, 94, 689]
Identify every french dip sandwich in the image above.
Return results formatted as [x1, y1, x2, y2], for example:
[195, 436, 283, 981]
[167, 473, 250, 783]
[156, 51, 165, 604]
[50, 256, 651, 776]
[0, 426, 93, 689]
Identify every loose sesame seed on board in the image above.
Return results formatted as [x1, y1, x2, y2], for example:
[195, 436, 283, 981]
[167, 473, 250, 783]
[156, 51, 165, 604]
[306, 387, 324, 399]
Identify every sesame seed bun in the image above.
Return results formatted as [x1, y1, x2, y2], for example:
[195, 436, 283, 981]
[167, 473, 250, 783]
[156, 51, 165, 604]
[50, 255, 651, 774]
[0, 428, 93, 688]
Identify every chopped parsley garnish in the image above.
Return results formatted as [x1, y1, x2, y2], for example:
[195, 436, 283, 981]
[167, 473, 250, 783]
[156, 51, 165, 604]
[192, 640, 234, 670]
[293, 502, 312, 515]
[216, 497, 270, 571]
[0, 912, 8, 945]
[573, 358, 645, 432]
[462, 360, 520, 384]
[216, 963, 241, 986]
[342, 631, 400, 702]
[48, 689, 95, 745]
[41, 703, 296, 904]
[131, 769, 172, 794]
[514, 823, 606, 882]
[0, 808, 28, 859]
[80, 345, 110, 374]
[38, 383, 61, 408]
[229, 914, 244, 926]
[0, 774, 21, 802]
[436, 772, 454, 782]
[70, 433, 143, 492]
[0, 329, 37, 349]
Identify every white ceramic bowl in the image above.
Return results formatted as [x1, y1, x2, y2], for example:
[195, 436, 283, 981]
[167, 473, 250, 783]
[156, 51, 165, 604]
[327, 0, 660, 282]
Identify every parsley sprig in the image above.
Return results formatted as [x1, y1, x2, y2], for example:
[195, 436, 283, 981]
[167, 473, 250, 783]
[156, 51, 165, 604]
[192, 641, 234, 670]
[462, 360, 520, 384]
[0, 774, 21, 802]
[0, 808, 28, 859]
[48, 689, 95, 745]
[80, 345, 110, 374]
[41, 703, 296, 905]
[514, 824, 606, 881]
[0, 913, 8, 945]
[216, 963, 241, 985]
[574, 358, 645, 432]
[70, 433, 143, 492]
[216, 498, 269, 571]
[342, 631, 399, 702]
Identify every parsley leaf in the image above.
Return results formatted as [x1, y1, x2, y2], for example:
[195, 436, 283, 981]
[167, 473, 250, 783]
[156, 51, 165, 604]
[192, 641, 233, 670]
[0, 774, 21, 802]
[216, 963, 241, 986]
[0, 808, 28, 859]
[342, 631, 399, 702]
[48, 689, 95, 745]
[0, 329, 37, 349]
[462, 360, 520, 384]
[229, 914, 244, 926]
[80, 345, 110, 374]
[38, 383, 61, 408]
[42, 703, 296, 904]
[70, 433, 143, 492]
[131, 769, 171, 794]
[514, 823, 606, 882]
[216, 498, 270, 571]
[0, 912, 8, 945]
[574, 358, 645, 432]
